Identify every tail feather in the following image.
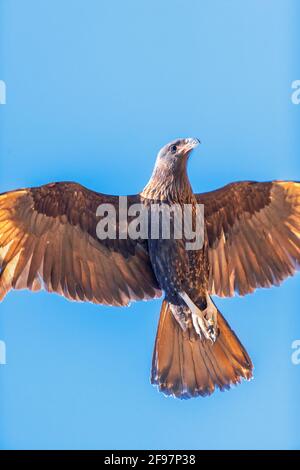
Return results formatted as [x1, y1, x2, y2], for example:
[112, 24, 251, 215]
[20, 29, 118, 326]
[151, 300, 253, 398]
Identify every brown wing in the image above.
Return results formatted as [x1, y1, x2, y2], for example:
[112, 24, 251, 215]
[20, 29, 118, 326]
[0, 182, 161, 305]
[196, 181, 300, 297]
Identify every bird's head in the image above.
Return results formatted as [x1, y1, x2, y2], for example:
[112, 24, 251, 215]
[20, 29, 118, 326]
[155, 138, 200, 170]
[142, 138, 200, 199]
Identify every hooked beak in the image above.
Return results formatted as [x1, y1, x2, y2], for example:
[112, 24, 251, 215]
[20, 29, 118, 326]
[182, 137, 201, 155]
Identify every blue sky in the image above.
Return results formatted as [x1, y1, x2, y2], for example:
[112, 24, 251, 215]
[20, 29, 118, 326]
[0, 0, 299, 450]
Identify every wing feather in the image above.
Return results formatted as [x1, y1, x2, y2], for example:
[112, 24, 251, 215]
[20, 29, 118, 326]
[197, 181, 300, 297]
[0, 182, 161, 304]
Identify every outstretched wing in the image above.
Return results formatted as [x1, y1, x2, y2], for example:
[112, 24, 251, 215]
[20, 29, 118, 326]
[0, 182, 161, 305]
[196, 181, 300, 297]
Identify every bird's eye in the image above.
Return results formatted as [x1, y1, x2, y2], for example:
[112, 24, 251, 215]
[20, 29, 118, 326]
[170, 145, 177, 154]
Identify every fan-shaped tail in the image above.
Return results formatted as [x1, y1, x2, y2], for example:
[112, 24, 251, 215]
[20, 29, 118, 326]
[151, 300, 253, 398]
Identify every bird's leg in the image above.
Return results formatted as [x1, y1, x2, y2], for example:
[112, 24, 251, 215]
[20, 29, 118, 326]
[170, 304, 188, 332]
[202, 293, 218, 343]
[179, 292, 212, 342]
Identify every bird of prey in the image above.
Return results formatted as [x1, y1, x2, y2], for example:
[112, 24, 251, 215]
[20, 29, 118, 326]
[0, 138, 299, 399]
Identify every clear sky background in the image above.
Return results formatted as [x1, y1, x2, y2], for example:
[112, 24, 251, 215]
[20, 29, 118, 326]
[0, 0, 299, 450]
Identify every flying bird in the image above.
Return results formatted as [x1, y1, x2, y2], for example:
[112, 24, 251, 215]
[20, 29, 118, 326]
[0, 138, 300, 398]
